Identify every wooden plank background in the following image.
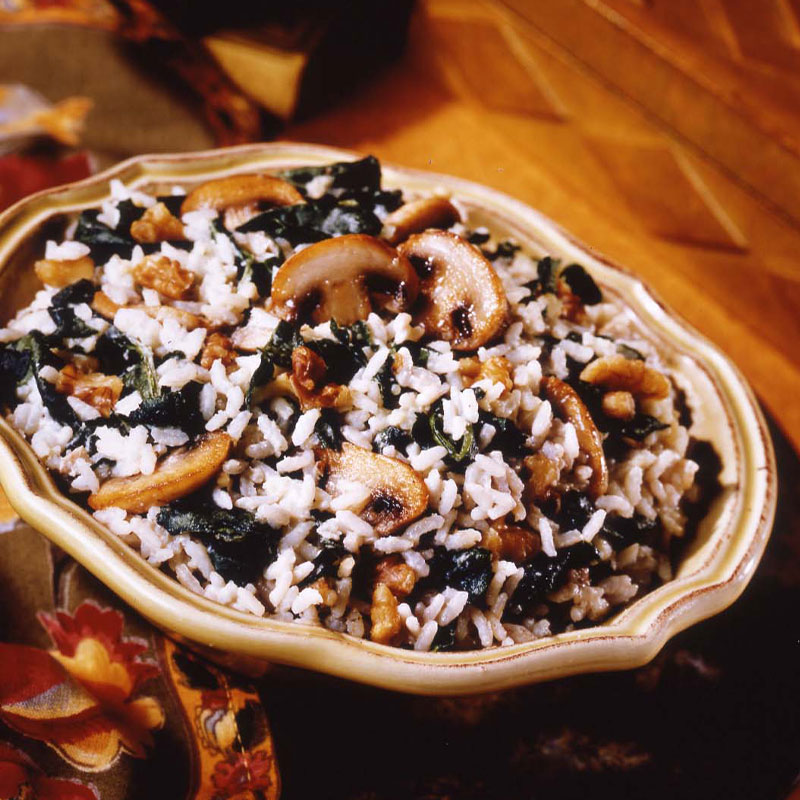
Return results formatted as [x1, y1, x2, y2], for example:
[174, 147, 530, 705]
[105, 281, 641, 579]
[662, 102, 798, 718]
[286, 0, 800, 455]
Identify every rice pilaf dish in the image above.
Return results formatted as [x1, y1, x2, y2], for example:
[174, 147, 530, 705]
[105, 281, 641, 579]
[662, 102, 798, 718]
[0, 157, 708, 651]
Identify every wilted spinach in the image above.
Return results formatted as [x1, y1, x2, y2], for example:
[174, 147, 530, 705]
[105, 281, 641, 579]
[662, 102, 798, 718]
[48, 306, 96, 340]
[601, 513, 658, 550]
[262, 320, 303, 368]
[559, 263, 603, 305]
[281, 155, 382, 195]
[157, 504, 279, 585]
[506, 542, 599, 617]
[427, 547, 493, 603]
[129, 381, 205, 434]
[94, 326, 158, 400]
[245, 351, 274, 407]
[313, 408, 343, 450]
[424, 399, 478, 466]
[51, 279, 97, 309]
[298, 537, 348, 588]
[373, 426, 411, 453]
[478, 410, 528, 458]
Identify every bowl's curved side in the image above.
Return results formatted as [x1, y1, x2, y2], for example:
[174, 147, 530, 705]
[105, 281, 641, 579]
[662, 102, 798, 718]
[0, 143, 777, 695]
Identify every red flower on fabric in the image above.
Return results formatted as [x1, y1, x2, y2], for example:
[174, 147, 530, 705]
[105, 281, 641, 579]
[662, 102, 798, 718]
[0, 741, 98, 800]
[0, 601, 164, 771]
[211, 749, 274, 798]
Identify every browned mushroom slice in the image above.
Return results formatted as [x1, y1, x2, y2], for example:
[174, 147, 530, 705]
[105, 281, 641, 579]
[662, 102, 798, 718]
[541, 376, 608, 500]
[271, 234, 419, 326]
[88, 432, 231, 513]
[398, 230, 507, 350]
[318, 443, 429, 536]
[383, 196, 461, 245]
[579, 355, 671, 400]
[180, 174, 304, 216]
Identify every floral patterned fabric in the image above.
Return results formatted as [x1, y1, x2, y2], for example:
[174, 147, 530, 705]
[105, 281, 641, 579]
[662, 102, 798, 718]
[0, 518, 280, 800]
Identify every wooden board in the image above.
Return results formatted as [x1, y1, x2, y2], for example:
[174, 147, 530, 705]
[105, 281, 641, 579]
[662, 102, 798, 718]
[285, 0, 800, 457]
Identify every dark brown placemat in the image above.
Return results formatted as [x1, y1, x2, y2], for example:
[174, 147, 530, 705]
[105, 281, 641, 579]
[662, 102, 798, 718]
[260, 415, 800, 800]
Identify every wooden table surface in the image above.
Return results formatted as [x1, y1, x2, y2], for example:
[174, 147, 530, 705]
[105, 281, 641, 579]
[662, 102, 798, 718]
[286, 0, 800, 457]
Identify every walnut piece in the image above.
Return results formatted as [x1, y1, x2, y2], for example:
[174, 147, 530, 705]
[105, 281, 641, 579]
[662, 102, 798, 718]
[374, 555, 417, 598]
[370, 582, 403, 645]
[459, 355, 514, 392]
[130, 202, 185, 243]
[34, 256, 94, 288]
[200, 332, 236, 370]
[523, 452, 560, 504]
[132, 255, 195, 300]
[602, 390, 636, 420]
[289, 345, 351, 410]
[580, 355, 670, 400]
[493, 522, 541, 563]
[55, 363, 122, 417]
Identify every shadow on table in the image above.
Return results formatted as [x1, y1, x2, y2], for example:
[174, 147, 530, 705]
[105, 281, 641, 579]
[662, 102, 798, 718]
[262, 415, 800, 800]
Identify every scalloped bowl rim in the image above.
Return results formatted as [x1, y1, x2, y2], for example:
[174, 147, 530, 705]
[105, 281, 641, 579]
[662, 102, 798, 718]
[0, 142, 777, 695]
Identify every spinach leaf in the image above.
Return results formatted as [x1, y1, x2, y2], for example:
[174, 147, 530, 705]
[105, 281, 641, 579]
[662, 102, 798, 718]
[330, 319, 372, 351]
[313, 408, 343, 450]
[477, 410, 528, 458]
[484, 240, 520, 262]
[373, 426, 411, 453]
[376, 357, 399, 409]
[11, 332, 79, 427]
[427, 399, 478, 465]
[431, 621, 458, 652]
[129, 382, 205, 434]
[94, 327, 158, 400]
[262, 320, 303, 368]
[601, 513, 658, 550]
[428, 547, 493, 603]
[48, 307, 96, 340]
[559, 263, 602, 305]
[245, 351, 274, 408]
[67, 414, 130, 452]
[74, 208, 137, 262]
[507, 542, 599, 617]
[402, 340, 432, 368]
[157, 504, 279, 585]
[467, 229, 490, 245]
[298, 537, 348, 588]
[0, 346, 32, 406]
[237, 196, 382, 244]
[281, 155, 382, 194]
[304, 338, 363, 385]
[552, 490, 596, 531]
[523, 256, 559, 300]
[51, 279, 96, 308]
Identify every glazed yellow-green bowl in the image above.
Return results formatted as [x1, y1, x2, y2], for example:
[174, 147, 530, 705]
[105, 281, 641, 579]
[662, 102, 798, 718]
[0, 143, 776, 695]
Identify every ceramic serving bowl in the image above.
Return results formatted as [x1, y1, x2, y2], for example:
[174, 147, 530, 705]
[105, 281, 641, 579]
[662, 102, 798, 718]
[0, 143, 776, 695]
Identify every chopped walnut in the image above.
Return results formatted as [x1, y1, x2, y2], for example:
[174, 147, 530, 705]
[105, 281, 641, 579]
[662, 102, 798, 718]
[580, 355, 670, 400]
[289, 345, 351, 410]
[459, 355, 514, 392]
[132, 255, 195, 300]
[374, 555, 417, 598]
[492, 522, 541, 563]
[308, 578, 338, 606]
[602, 390, 636, 420]
[55, 363, 122, 417]
[200, 332, 235, 370]
[523, 452, 560, 504]
[34, 255, 94, 288]
[91, 291, 121, 319]
[370, 582, 403, 645]
[130, 202, 185, 243]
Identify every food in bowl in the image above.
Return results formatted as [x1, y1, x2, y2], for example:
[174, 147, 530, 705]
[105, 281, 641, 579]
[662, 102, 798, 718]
[0, 156, 713, 651]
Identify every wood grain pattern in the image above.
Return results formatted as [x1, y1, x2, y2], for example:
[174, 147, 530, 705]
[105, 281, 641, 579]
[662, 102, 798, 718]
[285, 0, 800, 455]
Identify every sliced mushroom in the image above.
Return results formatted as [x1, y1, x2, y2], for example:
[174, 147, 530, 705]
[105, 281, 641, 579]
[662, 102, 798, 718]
[130, 202, 185, 243]
[579, 355, 670, 400]
[382, 196, 461, 245]
[318, 443, 429, 536]
[398, 230, 507, 350]
[180, 174, 304, 216]
[271, 234, 419, 326]
[541, 376, 608, 500]
[88, 432, 231, 513]
[35, 255, 94, 288]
